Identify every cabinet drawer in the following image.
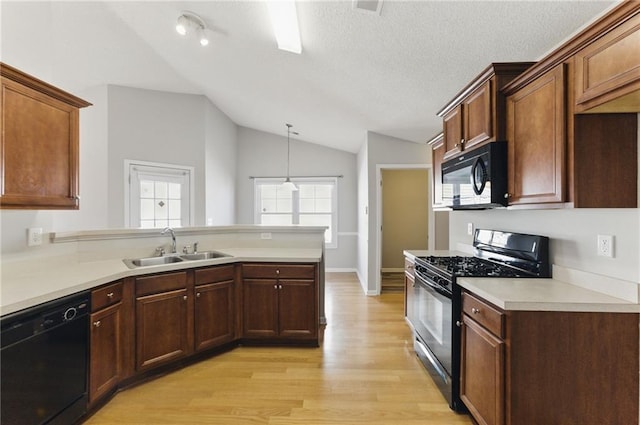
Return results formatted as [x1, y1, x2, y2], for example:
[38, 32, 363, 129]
[135, 271, 188, 297]
[92, 281, 123, 312]
[242, 264, 315, 279]
[462, 292, 504, 338]
[195, 265, 235, 285]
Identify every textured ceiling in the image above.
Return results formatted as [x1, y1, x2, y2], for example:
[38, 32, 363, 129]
[1, 1, 617, 153]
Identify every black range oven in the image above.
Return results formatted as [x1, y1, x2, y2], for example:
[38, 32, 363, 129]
[409, 229, 550, 412]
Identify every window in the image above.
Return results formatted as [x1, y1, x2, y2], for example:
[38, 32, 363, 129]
[125, 160, 194, 228]
[254, 178, 338, 248]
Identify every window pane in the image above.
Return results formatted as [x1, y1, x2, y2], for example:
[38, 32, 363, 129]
[155, 181, 168, 199]
[155, 200, 168, 219]
[168, 200, 181, 220]
[316, 199, 332, 213]
[276, 198, 292, 213]
[168, 219, 181, 228]
[168, 183, 181, 199]
[300, 198, 315, 213]
[298, 185, 315, 198]
[276, 186, 293, 199]
[140, 220, 155, 229]
[261, 199, 277, 213]
[155, 219, 169, 228]
[261, 214, 293, 225]
[315, 185, 333, 198]
[140, 180, 154, 198]
[140, 199, 155, 220]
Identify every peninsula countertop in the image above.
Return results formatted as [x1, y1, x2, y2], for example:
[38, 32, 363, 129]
[1, 247, 323, 316]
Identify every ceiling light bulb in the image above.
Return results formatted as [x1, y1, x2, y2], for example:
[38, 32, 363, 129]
[176, 15, 188, 35]
[198, 27, 209, 46]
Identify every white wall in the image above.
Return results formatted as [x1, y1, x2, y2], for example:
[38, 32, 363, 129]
[235, 127, 358, 270]
[204, 102, 238, 226]
[448, 116, 640, 284]
[361, 131, 431, 294]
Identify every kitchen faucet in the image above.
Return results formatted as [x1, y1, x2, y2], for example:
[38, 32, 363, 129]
[161, 227, 176, 253]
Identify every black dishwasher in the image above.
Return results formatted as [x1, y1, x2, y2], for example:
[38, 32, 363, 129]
[1, 292, 90, 425]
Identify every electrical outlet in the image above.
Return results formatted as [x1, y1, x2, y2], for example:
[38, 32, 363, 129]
[27, 227, 43, 246]
[597, 234, 614, 258]
[261, 232, 272, 240]
[467, 223, 474, 236]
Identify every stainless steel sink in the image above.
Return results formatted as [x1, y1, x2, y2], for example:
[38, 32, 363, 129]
[123, 250, 230, 268]
[123, 255, 184, 269]
[179, 250, 230, 261]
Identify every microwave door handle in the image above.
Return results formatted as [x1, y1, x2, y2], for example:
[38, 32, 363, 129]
[471, 157, 488, 195]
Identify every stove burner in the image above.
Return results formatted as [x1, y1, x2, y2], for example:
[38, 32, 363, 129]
[418, 255, 532, 278]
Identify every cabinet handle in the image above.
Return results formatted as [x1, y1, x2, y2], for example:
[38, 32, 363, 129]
[456, 320, 462, 327]
[274, 284, 278, 289]
[183, 295, 187, 301]
[471, 308, 480, 314]
[279, 284, 283, 289]
[460, 138, 465, 145]
[276, 269, 280, 275]
[196, 292, 201, 298]
[504, 193, 511, 199]
[93, 321, 101, 327]
[107, 292, 114, 299]
[407, 265, 414, 270]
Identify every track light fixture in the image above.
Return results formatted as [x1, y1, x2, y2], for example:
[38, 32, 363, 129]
[175, 11, 209, 47]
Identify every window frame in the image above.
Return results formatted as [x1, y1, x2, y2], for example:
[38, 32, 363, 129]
[253, 177, 338, 249]
[124, 159, 195, 228]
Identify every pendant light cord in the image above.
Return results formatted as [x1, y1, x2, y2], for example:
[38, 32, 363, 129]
[285, 123, 298, 181]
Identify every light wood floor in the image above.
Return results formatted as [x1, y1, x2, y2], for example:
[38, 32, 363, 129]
[85, 272, 472, 425]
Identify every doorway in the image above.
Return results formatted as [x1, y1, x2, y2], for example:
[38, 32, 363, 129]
[376, 166, 430, 293]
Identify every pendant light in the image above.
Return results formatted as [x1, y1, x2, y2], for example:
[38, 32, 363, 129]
[282, 123, 298, 191]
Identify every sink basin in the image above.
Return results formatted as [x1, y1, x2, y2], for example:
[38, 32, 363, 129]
[123, 255, 184, 269]
[180, 251, 229, 261]
[123, 250, 230, 268]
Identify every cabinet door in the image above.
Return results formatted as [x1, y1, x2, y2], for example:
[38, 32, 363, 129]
[195, 280, 235, 351]
[0, 77, 80, 209]
[136, 289, 190, 371]
[443, 105, 463, 159]
[89, 302, 122, 405]
[243, 279, 278, 338]
[460, 316, 505, 425]
[506, 64, 566, 205]
[278, 279, 317, 339]
[463, 80, 493, 150]
[574, 15, 640, 112]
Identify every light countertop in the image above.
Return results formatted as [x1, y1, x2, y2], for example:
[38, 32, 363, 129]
[457, 277, 640, 313]
[1, 248, 322, 316]
[404, 249, 640, 313]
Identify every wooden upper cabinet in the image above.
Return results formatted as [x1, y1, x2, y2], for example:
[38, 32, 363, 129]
[574, 9, 640, 113]
[438, 63, 534, 161]
[506, 65, 566, 205]
[442, 105, 464, 158]
[0, 63, 91, 209]
[463, 80, 493, 150]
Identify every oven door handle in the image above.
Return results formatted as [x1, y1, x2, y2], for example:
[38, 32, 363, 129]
[415, 273, 452, 299]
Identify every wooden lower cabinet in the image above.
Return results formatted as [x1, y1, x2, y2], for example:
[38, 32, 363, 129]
[89, 280, 132, 406]
[194, 265, 236, 351]
[89, 302, 122, 405]
[242, 263, 318, 343]
[135, 271, 191, 372]
[460, 291, 640, 425]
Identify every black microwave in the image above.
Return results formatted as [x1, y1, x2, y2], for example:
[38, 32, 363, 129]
[441, 141, 507, 209]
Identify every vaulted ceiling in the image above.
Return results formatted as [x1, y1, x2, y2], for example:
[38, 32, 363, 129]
[1, 1, 617, 153]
